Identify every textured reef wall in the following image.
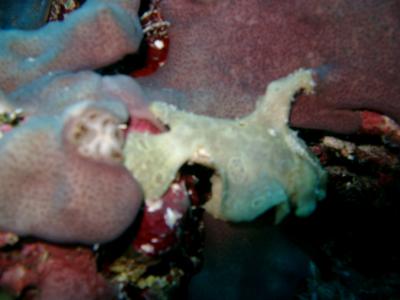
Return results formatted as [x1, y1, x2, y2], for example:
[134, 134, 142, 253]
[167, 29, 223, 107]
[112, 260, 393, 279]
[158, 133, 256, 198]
[0, 0, 399, 299]
[138, 0, 400, 133]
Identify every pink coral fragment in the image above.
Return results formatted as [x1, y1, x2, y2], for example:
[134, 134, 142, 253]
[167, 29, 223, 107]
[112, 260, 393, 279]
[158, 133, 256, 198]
[133, 178, 190, 256]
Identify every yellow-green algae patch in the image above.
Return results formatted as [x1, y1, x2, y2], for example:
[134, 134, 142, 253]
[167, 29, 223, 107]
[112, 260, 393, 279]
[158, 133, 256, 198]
[124, 69, 327, 222]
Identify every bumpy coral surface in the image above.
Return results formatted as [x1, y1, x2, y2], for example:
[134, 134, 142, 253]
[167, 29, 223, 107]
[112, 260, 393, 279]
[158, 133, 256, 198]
[0, 0, 142, 93]
[0, 0, 172, 246]
[0, 72, 152, 244]
[125, 69, 327, 222]
[138, 0, 400, 134]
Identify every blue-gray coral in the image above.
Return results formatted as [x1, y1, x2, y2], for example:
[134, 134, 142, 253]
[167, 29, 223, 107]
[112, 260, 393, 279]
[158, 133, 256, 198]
[0, 72, 146, 243]
[0, 0, 142, 93]
[0, 0, 152, 244]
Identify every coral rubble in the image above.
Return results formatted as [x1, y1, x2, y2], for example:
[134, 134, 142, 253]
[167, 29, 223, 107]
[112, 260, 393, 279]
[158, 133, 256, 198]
[0, 242, 112, 300]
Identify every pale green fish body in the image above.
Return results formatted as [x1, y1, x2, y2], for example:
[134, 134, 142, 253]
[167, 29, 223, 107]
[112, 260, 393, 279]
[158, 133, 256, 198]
[124, 69, 327, 222]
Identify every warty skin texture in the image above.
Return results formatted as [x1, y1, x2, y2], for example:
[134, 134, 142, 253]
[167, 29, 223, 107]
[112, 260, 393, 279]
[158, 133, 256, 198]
[125, 69, 327, 222]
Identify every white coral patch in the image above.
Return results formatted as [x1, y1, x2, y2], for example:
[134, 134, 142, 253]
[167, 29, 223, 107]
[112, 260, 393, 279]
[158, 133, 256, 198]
[146, 197, 163, 212]
[140, 244, 155, 254]
[73, 109, 125, 163]
[268, 128, 277, 136]
[164, 208, 182, 229]
[154, 39, 165, 50]
[171, 183, 182, 194]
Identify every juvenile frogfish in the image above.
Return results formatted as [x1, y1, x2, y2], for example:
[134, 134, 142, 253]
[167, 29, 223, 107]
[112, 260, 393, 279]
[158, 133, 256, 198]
[124, 69, 327, 222]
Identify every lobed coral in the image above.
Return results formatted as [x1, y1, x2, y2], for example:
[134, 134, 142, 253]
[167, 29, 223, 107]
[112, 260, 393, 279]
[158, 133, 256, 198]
[0, 94, 143, 244]
[0, 0, 142, 93]
[0, 1, 162, 243]
[0, 61, 182, 243]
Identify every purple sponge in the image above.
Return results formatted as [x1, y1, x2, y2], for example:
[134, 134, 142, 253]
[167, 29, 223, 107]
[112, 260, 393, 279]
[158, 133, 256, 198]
[0, 72, 147, 244]
[0, 0, 142, 93]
